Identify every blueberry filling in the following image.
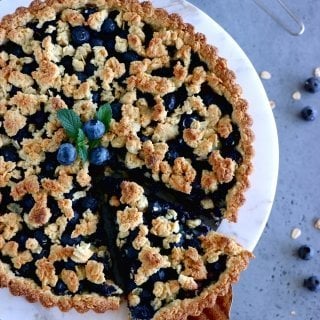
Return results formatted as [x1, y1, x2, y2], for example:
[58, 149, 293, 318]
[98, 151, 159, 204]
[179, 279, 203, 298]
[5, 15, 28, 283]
[142, 23, 154, 47]
[188, 52, 209, 73]
[220, 125, 241, 147]
[4, 41, 25, 58]
[9, 85, 20, 96]
[22, 60, 38, 74]
[54, 280, 69, 295]
[60, 56, 74, 75]
[0, 145, 19, 162]
[28, 110, 49, 129]
[82, 6, 98, 19]
[20, 194, 35, 212]
[13, 126, 32, 143]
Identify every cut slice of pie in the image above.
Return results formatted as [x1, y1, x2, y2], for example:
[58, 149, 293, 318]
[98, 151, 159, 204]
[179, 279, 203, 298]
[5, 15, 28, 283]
[101, 179, 253, 319]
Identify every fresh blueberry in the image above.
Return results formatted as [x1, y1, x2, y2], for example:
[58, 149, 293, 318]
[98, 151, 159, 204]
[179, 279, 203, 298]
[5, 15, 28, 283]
[124, 246, 139, 260]
[89, 147, 110, 165]
[298, 245, 314, 260]
[60, 233, 83, 246]
[130, 304, 154, 319]
[121, 51, 141, 64]
[304, 77, 320, 93]
[165, 148, 179, 165]
[83, 119, 106, 140]
[149, 269, 166, 282]
[54, 280, 69, 295]
[10, 85, 20, 96]
[151, 67, 173, 78]
[6, 41, 24, 57]
[71, 26, 91, 46]
[60, 56, 74, 75]
[80, 195, 98, 212]
[162, 93, 177, 112]
[82, 6, 98, 19]
[110, 102, 122, 121]
[90, 37, 104, 47]
[21, 61, 38, 74]
[76, 71, 89, 82]
[34, 230, 50, 247]
[21, 194, 35, 211]
[304, 276, 320, 292]
[57, 143, 77, 165]
[15, 262, 36, 279]
[179, 113, 199, 130]
[0, 145, 19, 162]
[29, 110, 48, 129]
[13, 126, 32, 143]
[301, 106, 317, 121]
[84, 62, 96, 76]
[92, 91, 101, 103]
[220, 148, 243, 164]
[101, 18, 116, 34]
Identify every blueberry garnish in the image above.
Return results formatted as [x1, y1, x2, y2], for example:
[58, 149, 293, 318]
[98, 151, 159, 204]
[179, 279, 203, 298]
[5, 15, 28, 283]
[71, 26, 91, 46]
[101, 18, 117, 34]
[304, 77, 320, 93]
[83, 119, 106, 140]
[301, 106, 317, 121]
[304, 276, 320, 292]
[89, 147, 110, 166]
[57, 143, 77, 165]
[298, 245, 314, 260]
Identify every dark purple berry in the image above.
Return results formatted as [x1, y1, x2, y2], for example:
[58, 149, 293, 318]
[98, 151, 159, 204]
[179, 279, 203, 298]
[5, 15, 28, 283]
[304, 276, 320, 292]
[301, 106, 317, 121]
[304, 77, 320, 93]
[298, 245, 314, 260]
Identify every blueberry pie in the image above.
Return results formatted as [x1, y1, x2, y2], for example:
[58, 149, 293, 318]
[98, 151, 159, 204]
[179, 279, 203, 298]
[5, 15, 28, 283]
[0, 0, 254, 318]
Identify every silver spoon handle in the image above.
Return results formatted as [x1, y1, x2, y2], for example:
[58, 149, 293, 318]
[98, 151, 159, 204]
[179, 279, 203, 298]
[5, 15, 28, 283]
[253, 0, 305, 36]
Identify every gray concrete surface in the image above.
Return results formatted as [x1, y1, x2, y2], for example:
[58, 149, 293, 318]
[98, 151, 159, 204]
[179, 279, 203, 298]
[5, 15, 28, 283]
[188, 0, 320, 319]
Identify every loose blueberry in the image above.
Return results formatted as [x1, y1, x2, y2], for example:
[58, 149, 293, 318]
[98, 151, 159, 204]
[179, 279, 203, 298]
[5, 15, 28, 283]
[82, 7, 98, 19]
[304, 276, 320, 292]
[89, 147, 110, 165]
[83, 119, 106, 140]
[90, 37, 105, 47]
[301, 106, 317, 121]
[101, 18, 116, 34]
[0, 145, 19, 162]
[80, 195, 98, 212]
[57, 143, 77, 165]
[298, 245, 314, 260]
[304, 77, 320, 93]
[71, 26, 91, 46]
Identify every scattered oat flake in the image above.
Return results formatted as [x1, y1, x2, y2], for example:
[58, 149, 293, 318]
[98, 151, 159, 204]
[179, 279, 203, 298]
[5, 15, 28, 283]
[269, 100, 276, 109]
[291, 228, 301, 239]
[314, 67, 320, 78]
[292, 91, 301, 100]
[291, 310, 296, 316]
[260, 71, 272, 80]
[314, 219, 320, 229]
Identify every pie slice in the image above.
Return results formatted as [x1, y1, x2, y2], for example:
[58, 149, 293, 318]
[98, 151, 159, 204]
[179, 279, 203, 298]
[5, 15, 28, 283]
[101, 179, 252, 319]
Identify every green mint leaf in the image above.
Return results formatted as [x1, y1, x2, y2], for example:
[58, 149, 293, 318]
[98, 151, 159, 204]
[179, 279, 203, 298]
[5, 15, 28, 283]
[96, 104, 112, 131]
[76, 129, 88, 162]
[57, 109, 82, 140]
[89, 139, 101, 149]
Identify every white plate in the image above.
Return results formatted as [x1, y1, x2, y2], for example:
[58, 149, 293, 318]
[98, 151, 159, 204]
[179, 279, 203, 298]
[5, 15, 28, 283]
[0, 0, 279, 319]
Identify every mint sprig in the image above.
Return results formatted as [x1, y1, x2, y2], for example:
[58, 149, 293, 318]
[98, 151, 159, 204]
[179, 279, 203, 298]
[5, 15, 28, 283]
[96, 104, 112, 131]
[76, 128, 88, 162]
[57, 105, 113, 164]
[57, 109, 82, 140]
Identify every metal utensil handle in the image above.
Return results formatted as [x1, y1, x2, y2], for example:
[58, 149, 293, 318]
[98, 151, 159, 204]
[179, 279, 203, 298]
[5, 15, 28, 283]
[253, 0, 305, 36]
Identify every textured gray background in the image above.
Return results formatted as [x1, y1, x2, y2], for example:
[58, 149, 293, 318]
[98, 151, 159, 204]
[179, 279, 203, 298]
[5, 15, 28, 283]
[188, 0, 320, 319]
